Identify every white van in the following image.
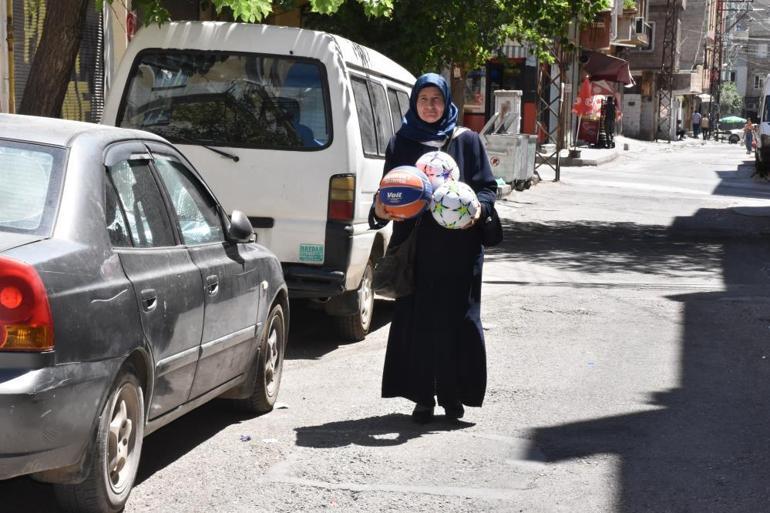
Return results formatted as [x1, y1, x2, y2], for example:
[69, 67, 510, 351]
[756, 74, 770, 174]
[103, 22, 415, 340]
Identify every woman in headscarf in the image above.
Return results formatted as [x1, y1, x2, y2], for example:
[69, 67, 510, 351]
[370, 73, 497, 423]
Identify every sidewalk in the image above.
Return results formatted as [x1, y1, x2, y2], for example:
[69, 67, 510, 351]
[558, 134, 741, 167]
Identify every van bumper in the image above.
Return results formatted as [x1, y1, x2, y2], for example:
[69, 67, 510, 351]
[282, 264, 346, 298]
[283, 221, 353, 298]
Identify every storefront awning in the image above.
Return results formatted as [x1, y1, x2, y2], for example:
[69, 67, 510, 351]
[583, 51, 635, 86]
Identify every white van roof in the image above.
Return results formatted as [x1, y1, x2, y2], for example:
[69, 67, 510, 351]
[124, 21, 415, 87]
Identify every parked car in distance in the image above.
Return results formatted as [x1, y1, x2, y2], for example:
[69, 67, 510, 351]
[0, 114, 289, 513]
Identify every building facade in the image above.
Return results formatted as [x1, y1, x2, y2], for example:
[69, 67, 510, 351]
[623, 0, 716, 140]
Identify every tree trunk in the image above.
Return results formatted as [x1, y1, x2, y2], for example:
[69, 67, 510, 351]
[449, 64, 467, 126]
[18, 0, 90, 117]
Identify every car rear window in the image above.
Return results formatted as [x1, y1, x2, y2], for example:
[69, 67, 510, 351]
[117, 50, 331, 151]
[0, 140, 65, 236]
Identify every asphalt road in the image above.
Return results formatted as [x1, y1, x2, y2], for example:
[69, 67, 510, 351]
[4, 137, 770, 512]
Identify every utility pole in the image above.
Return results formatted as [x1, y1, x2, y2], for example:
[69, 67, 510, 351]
[657, 0, 680, 141]
[709, 0, 726, 129]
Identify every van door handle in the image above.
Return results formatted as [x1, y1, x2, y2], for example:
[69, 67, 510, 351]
[140, 289, 158, 312]
[205, 275, 219, 296]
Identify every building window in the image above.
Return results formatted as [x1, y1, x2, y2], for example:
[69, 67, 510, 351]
[755, 75, 764, 90]
[640, 21, 655, 52]
[758, 43, 768, 58]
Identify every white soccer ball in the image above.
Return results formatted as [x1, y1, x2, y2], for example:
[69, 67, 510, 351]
[415, 151, 460, 190]
[430, 181, 481, 229]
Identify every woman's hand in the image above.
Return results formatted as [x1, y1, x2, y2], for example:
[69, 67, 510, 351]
[374, 193, 401, 221]
[463, 205, 483, 229]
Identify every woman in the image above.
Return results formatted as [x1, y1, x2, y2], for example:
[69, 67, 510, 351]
[370, 73, 497, 423]
[744, 119, 756, 154]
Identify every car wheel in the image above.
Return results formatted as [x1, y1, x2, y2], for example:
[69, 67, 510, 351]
[729, 134, 740, 144]
[334, 259, 374, 342]
[55, 368, 144, 513]
[234, 303, 286, 414]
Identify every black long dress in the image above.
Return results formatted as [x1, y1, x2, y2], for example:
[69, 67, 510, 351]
[373, 129, 497, 408]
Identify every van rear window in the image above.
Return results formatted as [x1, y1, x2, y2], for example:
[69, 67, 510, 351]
[0, 140, 64, 236]
[117, 51, 331, 151]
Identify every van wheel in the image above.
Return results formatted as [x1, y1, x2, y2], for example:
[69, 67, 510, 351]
[335, 260, 374, 341]
[233, 303, 286, 414]
[756, 153, 768, 177]
[54, 368, 144, 513]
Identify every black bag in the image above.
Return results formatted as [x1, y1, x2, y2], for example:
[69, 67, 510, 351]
[373, 221, 420, 299]
[481, 207, 503, 247]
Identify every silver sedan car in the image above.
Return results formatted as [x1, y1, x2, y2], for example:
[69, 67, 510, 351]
[0, 114, 289, 513]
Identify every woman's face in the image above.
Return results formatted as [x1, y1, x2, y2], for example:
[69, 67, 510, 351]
[416, 86, 445, 124]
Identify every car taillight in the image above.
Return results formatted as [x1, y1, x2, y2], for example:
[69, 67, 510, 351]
[0, 256, 54, 351]
[328, 174, 355, 222]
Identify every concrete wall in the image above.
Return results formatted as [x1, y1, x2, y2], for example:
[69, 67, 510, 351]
[678, 0, 710, 71]
[623, 93, 643, 137]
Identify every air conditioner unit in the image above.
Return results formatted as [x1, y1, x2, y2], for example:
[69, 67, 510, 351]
[634, 17, 645, 35]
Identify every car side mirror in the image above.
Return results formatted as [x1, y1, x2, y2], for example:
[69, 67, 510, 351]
[228, 210, 255, 243]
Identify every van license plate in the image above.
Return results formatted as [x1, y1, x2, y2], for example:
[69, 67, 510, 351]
[299, 244, 324, 263]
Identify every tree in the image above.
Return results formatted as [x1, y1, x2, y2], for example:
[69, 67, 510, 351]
[17, 0, 393, 117]
[18, 0, 91, 117]
[304, 0, 519, 112]
[720, 82, 743, 117]
[19, 0, 609, 118]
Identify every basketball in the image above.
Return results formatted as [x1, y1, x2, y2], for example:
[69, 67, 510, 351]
[415, 151, 460, 189]
[378, 166, 433, 219]
[430, 181, 480, 229]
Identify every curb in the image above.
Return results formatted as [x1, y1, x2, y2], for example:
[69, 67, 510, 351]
[561, 149, 620, 167]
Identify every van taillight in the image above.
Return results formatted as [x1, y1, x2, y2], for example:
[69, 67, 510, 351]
[329, 174, 355, 222]
[0, 256, 54, 351]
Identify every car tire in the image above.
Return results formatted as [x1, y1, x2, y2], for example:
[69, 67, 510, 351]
[234, 303, 287, 414]
[729, 134, 740, 144]
[334, 259, 374, 342]
[54, 368, 144, 513]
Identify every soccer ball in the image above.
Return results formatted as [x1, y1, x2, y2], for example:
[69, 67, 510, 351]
[430, 181, 480, 229]
[415, 151, 460, 190]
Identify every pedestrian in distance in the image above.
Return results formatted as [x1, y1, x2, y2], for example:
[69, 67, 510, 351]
[676, 120, 686, 141]
[691, 110, 702, 138]
[370, 73, 497, 424]
[701, 114, 710, 140]
[744, 118, 756, 154]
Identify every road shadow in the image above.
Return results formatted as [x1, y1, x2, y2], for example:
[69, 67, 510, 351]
[286, 298, 395, 360]
[134, 400, 253, 484]
[524, 207, 770, 512]
[295, 413, 474, 448]
[484, 217, 730, 279]
[711, 160, 770, 200]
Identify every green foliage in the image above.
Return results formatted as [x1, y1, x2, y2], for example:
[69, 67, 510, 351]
[720, 82, 744, 116]
[99, 0, 607, 69]
[211, 0, 273, 22]
[509, 0, 611, 62]
[100, 0, 170, 25]
[305, 0, 518, 75]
